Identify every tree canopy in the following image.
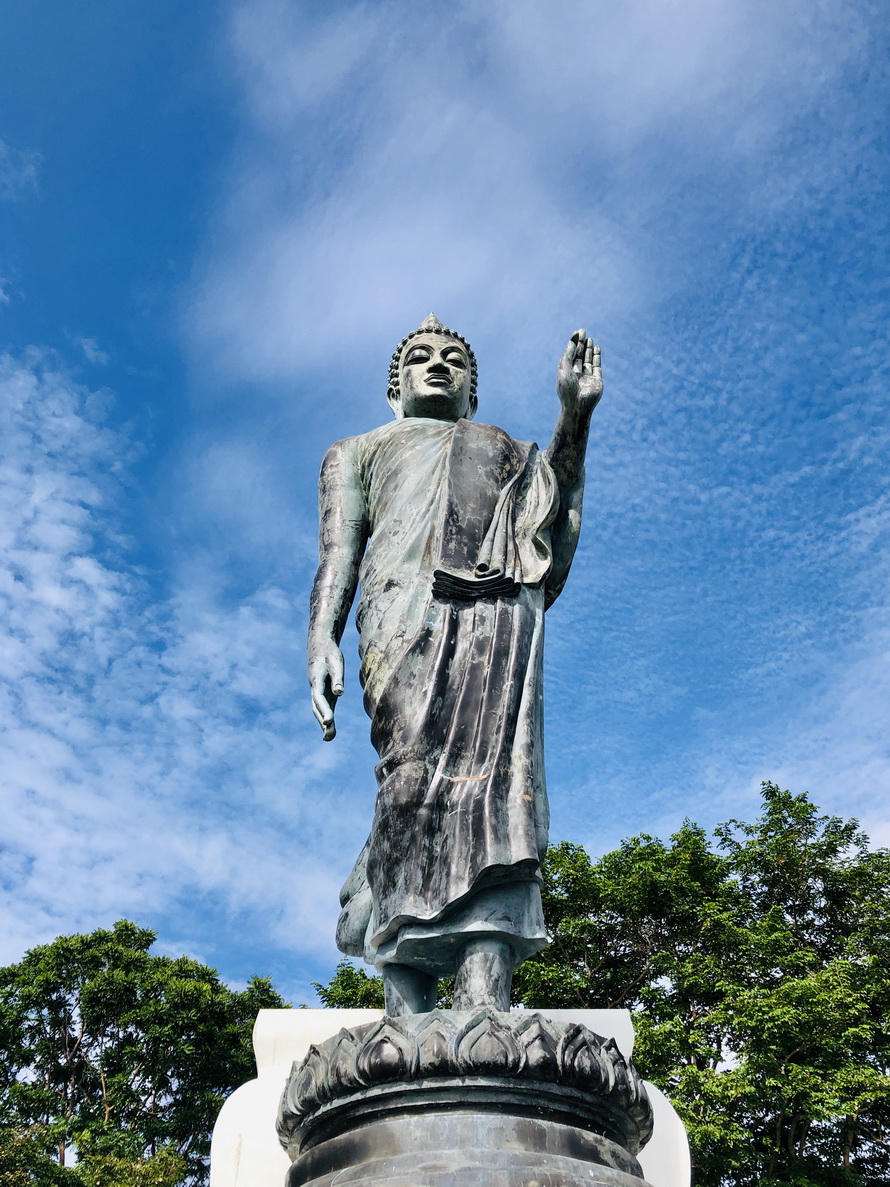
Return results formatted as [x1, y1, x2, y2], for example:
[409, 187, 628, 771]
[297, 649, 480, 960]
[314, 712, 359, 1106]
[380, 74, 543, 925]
[317, 784, 890, 1186]
[0, 921, 286, 1186]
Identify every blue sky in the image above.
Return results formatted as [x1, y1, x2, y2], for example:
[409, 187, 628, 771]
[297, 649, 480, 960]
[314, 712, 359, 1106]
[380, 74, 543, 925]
[1, 0, 888, 1003]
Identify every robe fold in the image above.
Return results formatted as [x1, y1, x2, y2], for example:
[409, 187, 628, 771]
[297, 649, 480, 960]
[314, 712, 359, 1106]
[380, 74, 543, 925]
[333, 416, 561, 976]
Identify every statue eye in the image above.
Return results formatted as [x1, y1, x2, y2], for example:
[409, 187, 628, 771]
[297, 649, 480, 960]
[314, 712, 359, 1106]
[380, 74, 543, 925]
[443, 351, 466, 368]
[405, 347, 431, 365]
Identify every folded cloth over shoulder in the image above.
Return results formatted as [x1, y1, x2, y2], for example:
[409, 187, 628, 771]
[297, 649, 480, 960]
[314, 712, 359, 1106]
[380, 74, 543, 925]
[431, 420, 557, 602]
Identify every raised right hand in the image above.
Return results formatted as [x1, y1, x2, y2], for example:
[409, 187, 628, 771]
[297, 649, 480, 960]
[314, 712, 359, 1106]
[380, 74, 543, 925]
[556, 329, 602, 417]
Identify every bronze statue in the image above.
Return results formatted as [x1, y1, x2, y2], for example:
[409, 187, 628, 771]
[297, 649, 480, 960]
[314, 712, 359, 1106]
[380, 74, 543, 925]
[308, 314, 602, 1016]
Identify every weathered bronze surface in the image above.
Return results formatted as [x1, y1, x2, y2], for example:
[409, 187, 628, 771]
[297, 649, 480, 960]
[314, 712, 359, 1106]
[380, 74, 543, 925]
[278, 1010, 654, 1187]
[308, 314, 602, 1015]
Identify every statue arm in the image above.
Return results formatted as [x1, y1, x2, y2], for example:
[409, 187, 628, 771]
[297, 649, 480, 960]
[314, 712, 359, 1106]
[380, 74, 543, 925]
[308, 437, 369, 741]
[542, 331, 602, 606]
[544, 475, 584, 609]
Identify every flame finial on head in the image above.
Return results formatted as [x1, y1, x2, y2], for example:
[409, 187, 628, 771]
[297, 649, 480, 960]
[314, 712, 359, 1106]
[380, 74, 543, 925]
[387, 314, 477, 410]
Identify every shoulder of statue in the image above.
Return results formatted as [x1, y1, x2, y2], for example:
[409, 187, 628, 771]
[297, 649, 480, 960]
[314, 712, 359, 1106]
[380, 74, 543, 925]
[320, 436, 365, 484]
[321, 424, 402, 482]
[323, 434, 362, 459]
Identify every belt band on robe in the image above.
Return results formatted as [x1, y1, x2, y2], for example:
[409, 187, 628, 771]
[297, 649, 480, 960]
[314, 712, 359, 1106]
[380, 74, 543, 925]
[432, 565, 521, 599]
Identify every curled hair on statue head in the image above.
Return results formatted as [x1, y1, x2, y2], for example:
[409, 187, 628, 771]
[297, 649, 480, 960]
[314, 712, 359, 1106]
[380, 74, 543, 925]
[386, 313, 478, 415]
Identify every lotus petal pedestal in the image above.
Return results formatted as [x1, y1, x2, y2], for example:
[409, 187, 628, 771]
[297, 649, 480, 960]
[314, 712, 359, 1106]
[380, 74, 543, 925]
[277, 1009, 655, 1186]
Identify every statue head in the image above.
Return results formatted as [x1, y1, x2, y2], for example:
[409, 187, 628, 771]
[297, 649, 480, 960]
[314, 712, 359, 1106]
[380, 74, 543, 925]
[386, 313, 478, 421]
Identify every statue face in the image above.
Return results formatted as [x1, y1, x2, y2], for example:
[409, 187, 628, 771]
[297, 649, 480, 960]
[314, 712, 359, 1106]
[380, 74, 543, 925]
[394, 333, 475, 420]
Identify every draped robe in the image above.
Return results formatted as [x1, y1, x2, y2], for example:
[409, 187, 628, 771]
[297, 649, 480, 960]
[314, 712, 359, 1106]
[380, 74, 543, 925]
[330, 416, 563, 976]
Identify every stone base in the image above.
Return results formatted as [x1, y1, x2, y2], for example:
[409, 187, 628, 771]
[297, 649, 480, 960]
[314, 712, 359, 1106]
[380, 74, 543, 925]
[290, 1108, 651, 1186]
[279, 1010, 655, 1187]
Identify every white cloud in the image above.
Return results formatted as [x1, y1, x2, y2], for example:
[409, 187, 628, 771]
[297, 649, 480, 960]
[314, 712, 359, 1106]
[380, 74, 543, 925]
[0, 351, 368, 974]
[72, 336, 110, 366]
[0, 140, 40, 202]
[186, 0, 868, 391]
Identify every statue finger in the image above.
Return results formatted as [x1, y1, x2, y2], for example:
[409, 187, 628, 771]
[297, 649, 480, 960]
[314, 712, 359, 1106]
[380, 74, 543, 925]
[311, 683, 334, 729]
[310, 674, 337, 726]
[583, 339, 594, 372]
[330, 649, 345, 697]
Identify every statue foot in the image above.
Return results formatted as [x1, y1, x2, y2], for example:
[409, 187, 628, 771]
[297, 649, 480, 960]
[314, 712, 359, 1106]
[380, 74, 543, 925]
[453, 938, 513, 1011]
[382, 963, 437, 1016]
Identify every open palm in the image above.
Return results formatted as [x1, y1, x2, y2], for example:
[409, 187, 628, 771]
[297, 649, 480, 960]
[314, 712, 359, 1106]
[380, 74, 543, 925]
[557, 329, 602, 415]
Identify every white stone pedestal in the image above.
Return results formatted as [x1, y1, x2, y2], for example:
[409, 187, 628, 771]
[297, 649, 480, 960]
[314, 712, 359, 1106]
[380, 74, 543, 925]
[210, 1009, 690, 1187]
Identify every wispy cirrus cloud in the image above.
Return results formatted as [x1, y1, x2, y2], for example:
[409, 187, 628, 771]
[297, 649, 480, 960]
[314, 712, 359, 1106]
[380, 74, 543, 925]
[187, 0, 872, 392]
[0, 350, 370, 992]
[0, 140, 40, 202]
[71, 335, 110, 366]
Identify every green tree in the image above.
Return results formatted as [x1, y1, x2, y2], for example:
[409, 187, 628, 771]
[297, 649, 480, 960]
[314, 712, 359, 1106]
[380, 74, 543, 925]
[313, 960, 384, 1009]
[316, 785, 890, 1186]
[0, 1126, 77, 1185]
[313, 960, 454, 1009]
[0, 921, 287, 1185]
[75, 1145, 186, 1187]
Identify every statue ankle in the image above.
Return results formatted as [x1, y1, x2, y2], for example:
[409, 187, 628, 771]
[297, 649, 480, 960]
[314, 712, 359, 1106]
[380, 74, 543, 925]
[382, 964, 437, 1016]
[452, 938, 513, 1011]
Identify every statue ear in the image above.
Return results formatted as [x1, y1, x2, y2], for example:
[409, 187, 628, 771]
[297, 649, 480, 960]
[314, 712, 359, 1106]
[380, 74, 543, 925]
[466, 393, 478, 421]
[386, 386, 403, 419]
